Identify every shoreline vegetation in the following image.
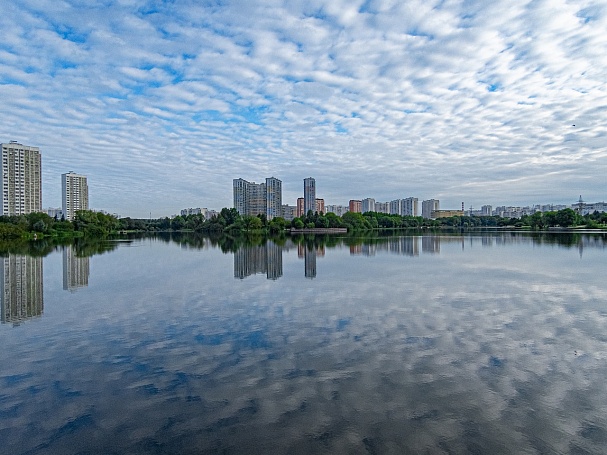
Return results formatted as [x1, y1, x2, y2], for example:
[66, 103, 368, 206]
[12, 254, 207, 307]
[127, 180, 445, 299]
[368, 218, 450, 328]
[0, 207, 605, 242]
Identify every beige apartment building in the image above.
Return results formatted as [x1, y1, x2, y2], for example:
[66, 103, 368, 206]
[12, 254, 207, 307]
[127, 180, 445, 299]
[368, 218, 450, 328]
[1, 142, 42, 216]
[62, 172, 89, 221]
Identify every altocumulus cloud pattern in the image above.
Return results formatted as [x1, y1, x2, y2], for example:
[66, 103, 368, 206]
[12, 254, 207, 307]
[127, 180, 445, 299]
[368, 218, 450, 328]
[0, 0, 605, 216]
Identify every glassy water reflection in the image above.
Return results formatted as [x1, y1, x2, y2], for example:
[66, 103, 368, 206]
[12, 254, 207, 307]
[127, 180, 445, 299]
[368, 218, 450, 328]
[0, 232, 606, 454]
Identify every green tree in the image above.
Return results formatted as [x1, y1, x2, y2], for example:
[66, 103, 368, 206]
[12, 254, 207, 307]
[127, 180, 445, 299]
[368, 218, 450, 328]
[171, 215, 185, 230]
[242, 215, 263, 231]
[220, 208, 240, 226]
[555, 208, 578, 227]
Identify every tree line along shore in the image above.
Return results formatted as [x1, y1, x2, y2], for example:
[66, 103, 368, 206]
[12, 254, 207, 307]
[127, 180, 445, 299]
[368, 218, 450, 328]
[0, 207, 605, 241]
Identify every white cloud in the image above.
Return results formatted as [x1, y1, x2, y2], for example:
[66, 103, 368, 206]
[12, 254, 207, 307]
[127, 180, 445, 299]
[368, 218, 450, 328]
[0, 0, 605, 216]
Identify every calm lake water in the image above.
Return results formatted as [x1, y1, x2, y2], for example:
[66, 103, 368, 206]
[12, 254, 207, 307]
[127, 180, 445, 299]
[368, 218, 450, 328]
[1, 232, 606, 454]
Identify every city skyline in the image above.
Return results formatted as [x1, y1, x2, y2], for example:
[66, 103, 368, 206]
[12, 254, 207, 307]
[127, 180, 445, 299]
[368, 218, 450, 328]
[1, 1, 606, 218]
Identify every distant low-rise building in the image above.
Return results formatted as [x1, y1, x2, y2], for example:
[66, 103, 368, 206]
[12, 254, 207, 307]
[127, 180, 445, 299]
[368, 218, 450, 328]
[325, 205, 349, 217]
[205, 209, 219, 220]
[46, 208, 64, 219]
[181, 207, 203, 216]
[281, 204, 297, 221]
[432, 209, 464, 218]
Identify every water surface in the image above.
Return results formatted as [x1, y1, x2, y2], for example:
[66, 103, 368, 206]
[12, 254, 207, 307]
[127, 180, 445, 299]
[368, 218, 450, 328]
[1, 233, 606, 454]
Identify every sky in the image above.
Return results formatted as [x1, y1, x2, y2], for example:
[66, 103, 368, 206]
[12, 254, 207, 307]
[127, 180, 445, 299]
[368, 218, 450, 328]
[0, 0, 606, 218]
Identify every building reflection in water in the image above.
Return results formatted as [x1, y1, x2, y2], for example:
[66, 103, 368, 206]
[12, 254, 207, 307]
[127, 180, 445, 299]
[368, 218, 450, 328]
[422, 236, 441, 254]
[63, 245, 90, 292]
[297, 244, 325, 279]
[0, 254, 43, 325]
[351, 237, 420, 256]
[234, 242, 283, 280]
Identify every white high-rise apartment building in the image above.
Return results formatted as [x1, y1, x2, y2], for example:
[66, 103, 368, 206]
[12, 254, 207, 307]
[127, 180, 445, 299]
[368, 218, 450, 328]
[402, 197, 418, 217]
[362, 198, 375, 213]
[422, 199, 440, 219]
[388, 198, 420, 216]
[1, 142, 42, 216]
[62, 172, 89, 221]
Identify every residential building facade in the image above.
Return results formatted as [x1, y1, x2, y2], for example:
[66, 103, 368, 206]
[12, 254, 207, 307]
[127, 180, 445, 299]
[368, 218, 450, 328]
[303, 177, 316, 215]
[362, 198, 375, 213]
[233, 176, 282, 220]
[315, 198, 325, 214]
[281, 204, 297, 221]
[325, 205, 349, 216]
[296, 198, 305, 217]
[1, 142, 42, 216]
[422, 199, 440, 219]
[349, 200, 362, 213]
[62, 172, 89, 221]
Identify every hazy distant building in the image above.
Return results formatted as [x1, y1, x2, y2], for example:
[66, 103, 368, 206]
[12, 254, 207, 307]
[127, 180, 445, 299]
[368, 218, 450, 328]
[325, 205, 348, 216]
[362, 198, 375, 213]
[349, 200, 362, 213]
[281, 204, 297, 221]
[1, 141, 42, 216]
[205, 209, 219, 220]
[233, 176, 282, 220]
[432, 209, 464, 218]
[63, 245, 89, 292]
[481, 205, 492, 216]
[402, 197, 418, 216]
[1, 254, 43, 325]
[62, 172, 89, 221]
[375, 201, 389, 214]
[46, 207, 64, 219]
[304, 177, 316, 215]
[422, 199, 440, 219]
[181, 208, 205, 216]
